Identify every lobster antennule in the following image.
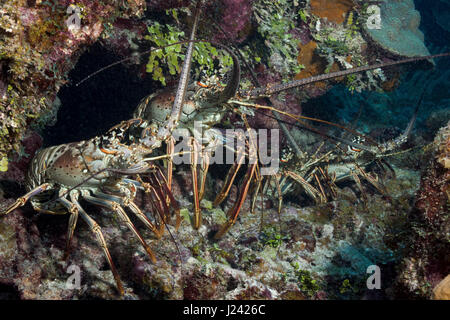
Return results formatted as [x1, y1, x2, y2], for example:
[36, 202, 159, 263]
[169, 2, 202, 126]
[375, 70, 436, 154]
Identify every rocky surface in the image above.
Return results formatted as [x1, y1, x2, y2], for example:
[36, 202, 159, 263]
[395, 121, 450, 299]
[0, 160, 425, 299]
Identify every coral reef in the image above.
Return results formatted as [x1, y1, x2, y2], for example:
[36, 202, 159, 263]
[0, 131, 42, 183]
[415, 121, 449, 226]
[147, 0, 190, 11]
[0, 0, 146, 171]
[241, 0, 396, 136]
[435, 121, 450, 169]
[213, 0, 253, 43]
[252, 0, 303, 78]
[144, 15, 233, 86]
[395, 121, 450, 299]
[295, 40, 327, 86]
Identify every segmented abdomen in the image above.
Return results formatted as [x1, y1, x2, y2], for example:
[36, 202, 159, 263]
[26, 144, 68, 191]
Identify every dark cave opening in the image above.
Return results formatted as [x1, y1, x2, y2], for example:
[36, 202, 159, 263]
[41, 43, 159, 147]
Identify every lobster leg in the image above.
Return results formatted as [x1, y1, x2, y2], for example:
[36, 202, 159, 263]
[285, 170, 322, 204]
[188, 137, 202, 229]
[82, 193, 157, 264]
[212, 127, 252, 208]
[126, 201, 162, 239]
[319, 167, 338, 199]
[313, 173, 327, 203]
[137, 175, 169, 236]
[57, 194, 79, 260]
[349, 169, 367, 202]
[213, 153, 244, 207]
[273, 174, 284, 214]
[92, 188, 161, 239]
[148, 188, 167, 236]
[213, 126, 259, 238]
[356, 166, 386, 195]
[0, 183, 52, 216]
[214, 161, 257, 239]
[154, 168, 181, 230]
[69, 193, 125, 296]
[145, 172, 177, 226]
[250, 171, 262, 214]
[166, 136, 175, 192]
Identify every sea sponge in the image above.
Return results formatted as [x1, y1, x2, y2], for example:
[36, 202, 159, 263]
[364, 0, 430, 57]
[310, 0, 354, 24]
[433, 274, 450, 300]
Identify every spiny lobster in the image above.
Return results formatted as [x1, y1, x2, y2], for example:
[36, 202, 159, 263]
[1, 1, 449, 296]
[132, 36, 450, 238]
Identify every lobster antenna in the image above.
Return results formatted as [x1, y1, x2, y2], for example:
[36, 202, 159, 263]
[248, 65, 436, 153]
[245, 52, 450, 97]
[75, 39, 235, 87]
[75, 40, 195, 86]
[235, 105, 374, 152]
[142, 172, 183, 264]
[402, 71, 435, 138]
[374, 69, 437, 153]
[158, 0, 205, 263]
[222, 42, 448, 151]
[170, 0, 202, 124]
